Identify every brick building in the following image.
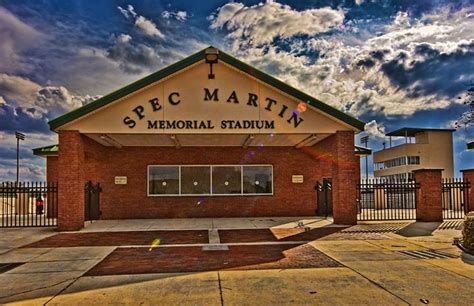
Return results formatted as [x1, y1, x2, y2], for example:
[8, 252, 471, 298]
[33, 47, 366, 231]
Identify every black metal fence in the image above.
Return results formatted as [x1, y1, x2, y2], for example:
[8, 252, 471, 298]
[357, 179, 419, 221]
[0, 182, 58, 227]
[442, 178, 470, 219]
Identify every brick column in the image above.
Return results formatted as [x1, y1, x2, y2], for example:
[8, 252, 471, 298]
[461, 169, 474, 214]
[332, 130, 358, 225]
[413, 169, 443, 222]
[58, 130, 85, 231]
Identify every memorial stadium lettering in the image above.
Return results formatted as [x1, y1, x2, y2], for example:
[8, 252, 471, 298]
[122, 88, 304, 130]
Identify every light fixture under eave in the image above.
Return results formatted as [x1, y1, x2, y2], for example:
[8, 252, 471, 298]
[99, 134, 122, 148]
[295, 134, 317, 148]
[205, 47, 219, 79]
[170, 134, 181, 148]
[242, 134, 255, 148]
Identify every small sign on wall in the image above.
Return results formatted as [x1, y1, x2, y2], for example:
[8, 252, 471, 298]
[292, 175, 304, 183]
[115, 176, 127, 185]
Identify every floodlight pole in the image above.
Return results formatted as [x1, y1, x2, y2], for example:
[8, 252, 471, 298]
[15, 132, 25, 184]
[361, 136, 369, 180]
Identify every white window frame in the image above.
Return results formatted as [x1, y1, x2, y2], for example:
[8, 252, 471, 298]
[147, 164, 274, 197]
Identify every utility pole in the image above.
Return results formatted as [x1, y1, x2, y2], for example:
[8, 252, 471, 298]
[15, 132, 25, 184]
[361, 136, 369, 180]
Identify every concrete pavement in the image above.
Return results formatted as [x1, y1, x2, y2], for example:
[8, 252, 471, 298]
[0, 218, 472, 305]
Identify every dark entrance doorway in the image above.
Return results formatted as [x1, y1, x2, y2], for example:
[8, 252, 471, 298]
[315, 178, 332, 217]
[85, 181, 101, 221]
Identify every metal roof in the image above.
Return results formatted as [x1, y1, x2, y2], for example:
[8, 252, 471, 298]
[386, 127, 456, 137]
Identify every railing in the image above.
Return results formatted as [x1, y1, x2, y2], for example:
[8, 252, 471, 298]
[442, 178, 470, 219]
[357, 179, 419, 221]
[0, 182, 58, 227]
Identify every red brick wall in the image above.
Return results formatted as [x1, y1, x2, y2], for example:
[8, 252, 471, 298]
[414, 169, 443, 222]
[46, 156, 58, 183]
[58, 131, 85, 231]
[74, 135, 361, 220]
[461, 169, 474, 213]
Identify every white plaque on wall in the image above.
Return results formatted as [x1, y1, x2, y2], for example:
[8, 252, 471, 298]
[115, 176, 127, 185]
[292, 175, 304, 183]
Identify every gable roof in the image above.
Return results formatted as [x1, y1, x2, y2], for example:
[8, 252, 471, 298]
[49, 46, 365, 131]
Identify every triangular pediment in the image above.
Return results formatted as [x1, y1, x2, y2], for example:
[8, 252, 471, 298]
[51, 47, 364, 135]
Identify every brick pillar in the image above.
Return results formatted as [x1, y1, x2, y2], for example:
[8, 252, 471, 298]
[58, 130, 85, 231]
[332, 130, 358, 225]
[46, 156, 59, 219]
[413, 169, 443, 222]
[461, 169, 474, 213]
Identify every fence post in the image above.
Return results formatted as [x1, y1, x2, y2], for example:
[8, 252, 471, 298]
[461, 169, 474, 214]
[413, 169, 443, 222]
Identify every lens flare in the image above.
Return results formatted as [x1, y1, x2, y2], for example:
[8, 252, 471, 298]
[148, 238, 161, 251]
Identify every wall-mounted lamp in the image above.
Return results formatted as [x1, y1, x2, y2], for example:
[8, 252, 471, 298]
[295, 134, 317, 148]
[100, 134, 122, 148]
[242, 134, 255, 148]
[205, 47, 219, 79]
[170, 134, 181, 148]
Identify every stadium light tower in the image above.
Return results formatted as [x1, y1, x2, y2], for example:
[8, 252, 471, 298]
[15, 131, 25, 184]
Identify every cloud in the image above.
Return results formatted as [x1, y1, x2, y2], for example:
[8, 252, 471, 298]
[0, 74, 99, 133]
[0, 7, 44, 72]
[162, 10, 188, 22]
[118, 5, 164, 39]
[135, 16, 164, 38]
[106, 34, 183, 74]
[212, 5, 474, 118]
[363, 120, 386, 141]
[209, 0, 344, 49]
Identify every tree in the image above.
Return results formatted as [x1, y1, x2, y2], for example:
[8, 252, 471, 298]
[455, 84, 474, 129]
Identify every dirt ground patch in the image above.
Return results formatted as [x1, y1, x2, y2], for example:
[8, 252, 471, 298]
[22, 230, 209, 248]
[85, 244, 342, 275]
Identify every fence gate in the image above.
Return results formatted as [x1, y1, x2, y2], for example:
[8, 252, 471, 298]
[85, 181, 102, 221]
[357, 179, 419, 221]
[442, 178, 470, 219]
[0, 182, 58, 227]
[315, 178, 332, 217]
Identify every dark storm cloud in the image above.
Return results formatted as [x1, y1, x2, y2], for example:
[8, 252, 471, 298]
[106, 34, 182, 74]
[0, 102, 49, 134]
[381, 42, 474, 98]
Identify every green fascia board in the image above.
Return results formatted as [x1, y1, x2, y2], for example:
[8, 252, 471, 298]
[32, 144, 59, 156]
[49, 46, 365, 131]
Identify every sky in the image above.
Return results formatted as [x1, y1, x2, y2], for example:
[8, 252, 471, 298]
[0, 0, 473, 181]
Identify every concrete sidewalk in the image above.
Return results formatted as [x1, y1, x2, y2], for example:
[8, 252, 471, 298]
[80, 216, 335, 232]
[0, 220, 472, 305]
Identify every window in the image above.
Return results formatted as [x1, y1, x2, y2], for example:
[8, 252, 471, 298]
[148, 166, 179, 195]
[212, 166, 242, 195]
[181, 166, 210, 195]
[375, 156, 420, 170]
[243, 166, 273, 194]
[407, 156, 420, 165]
[147, 165, 273, 196]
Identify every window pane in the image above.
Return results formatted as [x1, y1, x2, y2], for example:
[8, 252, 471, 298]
[243, 166, 273, 194]
[212, 166, 241, 194]
[149, 166, 179, 195]
[181, 166, 210, 195]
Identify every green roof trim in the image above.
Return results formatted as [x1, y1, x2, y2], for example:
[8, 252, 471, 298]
[48, 46, 365, 131]
[32, 144, 59, 157]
